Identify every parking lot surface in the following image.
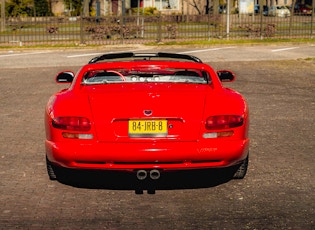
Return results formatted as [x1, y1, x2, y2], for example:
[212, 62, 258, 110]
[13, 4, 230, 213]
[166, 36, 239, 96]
[0, 46, 314, 229]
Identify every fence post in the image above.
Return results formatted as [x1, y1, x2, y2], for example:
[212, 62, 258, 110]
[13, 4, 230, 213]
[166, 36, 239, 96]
[156, 12, 162, 43]
[207, 12, 211, 40]
[311, 0, 315, 38]
[226, 0, 230, 39]
[259, 0, 263, 40]
[80, 16, 85, 44]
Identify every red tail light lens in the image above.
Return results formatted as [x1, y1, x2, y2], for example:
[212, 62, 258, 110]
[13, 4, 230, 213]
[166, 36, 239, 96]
[206, 115, 243, 130]
[52, 117, 91, 131]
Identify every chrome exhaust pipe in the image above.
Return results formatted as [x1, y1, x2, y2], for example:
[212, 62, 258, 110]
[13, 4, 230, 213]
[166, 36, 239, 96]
[136, 170, 147, 180]
[149, 169, 160, 180]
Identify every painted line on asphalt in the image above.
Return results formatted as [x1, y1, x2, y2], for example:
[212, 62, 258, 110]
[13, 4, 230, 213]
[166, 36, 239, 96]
[179, 47, 235, 54]
[67, 47, 153, 58]
[0, 51, 51, 58]
[67, 53, 104, 58]
[271, 47, 299, 52]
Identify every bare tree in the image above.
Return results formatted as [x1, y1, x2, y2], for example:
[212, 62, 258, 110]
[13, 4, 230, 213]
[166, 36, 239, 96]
[185, 0, 222, 15]
[213, 0, 219, 15]
[83, 0, 90, 16]
[184, 0, 206, 15]
[1, 0, 5, 32]
[289, 0, 297, 36]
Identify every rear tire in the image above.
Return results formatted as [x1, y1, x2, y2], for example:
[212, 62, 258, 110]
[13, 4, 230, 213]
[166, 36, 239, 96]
[233, 154, 249, 179]
[46, 156, 57, 180]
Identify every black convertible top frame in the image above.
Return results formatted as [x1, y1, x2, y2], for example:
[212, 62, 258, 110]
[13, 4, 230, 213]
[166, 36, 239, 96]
[88, 52, 203, 64]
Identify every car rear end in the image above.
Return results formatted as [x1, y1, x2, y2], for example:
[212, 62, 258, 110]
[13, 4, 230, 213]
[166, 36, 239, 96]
[45, 59, 249, 180]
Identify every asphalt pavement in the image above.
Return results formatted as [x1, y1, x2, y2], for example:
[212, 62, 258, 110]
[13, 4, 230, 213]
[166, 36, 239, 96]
[1, 43, 315, 68]
[0, 44, 314, 229]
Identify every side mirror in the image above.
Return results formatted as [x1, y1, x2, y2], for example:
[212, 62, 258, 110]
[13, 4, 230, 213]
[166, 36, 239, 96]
[217, 70, 235, 82]
[55, 71, 74, 83]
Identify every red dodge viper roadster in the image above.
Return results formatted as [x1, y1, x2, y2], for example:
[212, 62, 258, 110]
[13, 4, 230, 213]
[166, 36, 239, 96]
[45, 52, 249, 181]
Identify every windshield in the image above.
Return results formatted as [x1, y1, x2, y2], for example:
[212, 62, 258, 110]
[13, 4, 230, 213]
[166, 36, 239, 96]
[82, 68, 210, 85]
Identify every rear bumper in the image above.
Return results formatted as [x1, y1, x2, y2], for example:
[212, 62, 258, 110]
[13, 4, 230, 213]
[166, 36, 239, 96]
[46, 139, 249, 172]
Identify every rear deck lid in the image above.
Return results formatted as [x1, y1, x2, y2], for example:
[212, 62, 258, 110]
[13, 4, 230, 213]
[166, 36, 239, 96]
[87, 83, 208, 142]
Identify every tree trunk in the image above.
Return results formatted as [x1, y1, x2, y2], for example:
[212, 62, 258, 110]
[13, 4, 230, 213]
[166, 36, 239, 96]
[83, 0, 90, 17]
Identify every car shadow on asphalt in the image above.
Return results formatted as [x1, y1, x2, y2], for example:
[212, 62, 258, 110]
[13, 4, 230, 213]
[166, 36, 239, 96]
[53, 167, 238, 192]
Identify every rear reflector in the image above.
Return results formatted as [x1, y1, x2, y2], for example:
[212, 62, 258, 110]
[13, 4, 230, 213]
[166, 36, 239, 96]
[203, 131, 234, 138]
[62, 132, 94, 139]
[205, 115, 243, 130]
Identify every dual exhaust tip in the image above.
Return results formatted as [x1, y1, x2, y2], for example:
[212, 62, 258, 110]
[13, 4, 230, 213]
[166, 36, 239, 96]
[136, 169, 160, 180]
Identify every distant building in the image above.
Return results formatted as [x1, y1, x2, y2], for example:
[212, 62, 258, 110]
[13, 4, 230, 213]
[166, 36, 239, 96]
[50, 0, 313, 16]
[50, 0, 182, 16]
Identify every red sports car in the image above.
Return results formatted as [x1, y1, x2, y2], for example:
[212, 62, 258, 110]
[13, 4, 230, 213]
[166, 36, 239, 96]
[45, 52, 249, 182]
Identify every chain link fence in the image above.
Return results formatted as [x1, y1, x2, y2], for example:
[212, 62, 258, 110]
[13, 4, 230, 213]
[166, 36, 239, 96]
[0, 13, 314, 47]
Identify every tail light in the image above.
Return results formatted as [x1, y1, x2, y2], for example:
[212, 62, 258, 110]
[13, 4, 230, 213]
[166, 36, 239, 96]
[52, 117, 91, 131]
[205, 115, 243, 130]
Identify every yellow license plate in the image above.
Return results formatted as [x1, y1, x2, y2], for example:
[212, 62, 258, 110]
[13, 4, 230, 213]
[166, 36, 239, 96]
[128, 120, 167, 136]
